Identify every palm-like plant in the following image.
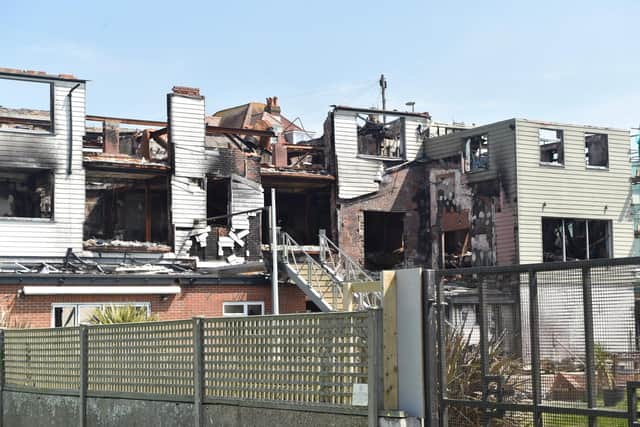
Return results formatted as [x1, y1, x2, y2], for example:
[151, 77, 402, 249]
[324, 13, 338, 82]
[88, 305, 157, 325]
[445, 321, 526, 426]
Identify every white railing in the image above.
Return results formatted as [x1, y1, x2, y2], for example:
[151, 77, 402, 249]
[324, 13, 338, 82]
[280, 231, 342, 310]
[318, 230, 381, 309]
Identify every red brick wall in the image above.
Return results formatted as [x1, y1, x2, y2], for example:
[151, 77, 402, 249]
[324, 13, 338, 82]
[0, 283, 306, 328]
[338, 164, 429, 267]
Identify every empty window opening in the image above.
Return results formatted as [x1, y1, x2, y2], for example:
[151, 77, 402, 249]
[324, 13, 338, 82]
[207, 178, 230, 226]
[465, 134, 489, 172]
[357, 115, 405, 159]
[84, 177, 169, 250]
[262, 187, 331, 245]
[443, 229, 472, 269]
[52, 303, 150, 327]
[223, 301, 264, 316]
[0, 78, 53, 133]
[84, 120, 168, 162]
[539, 128, 564, 165]
[364, 211, 404, 270]
[585, 133, 608, 168]
[542, 218, 611, 262]
[0, 169, 53, 219]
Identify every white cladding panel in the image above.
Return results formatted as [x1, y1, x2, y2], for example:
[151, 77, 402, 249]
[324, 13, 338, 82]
[333, 110, 428, 200]
[515, 119, 633, 264]
[0, 79, 86, 257]
[231, 174, 264, 230]
[169, 94, 206, 255]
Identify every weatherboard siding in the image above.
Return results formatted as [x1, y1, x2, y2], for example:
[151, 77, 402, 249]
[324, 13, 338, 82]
[0, 78, 86, 257]
[514, 119, 633, 264]
[333, 110, 429, 200]
[169, 94, 206, 255]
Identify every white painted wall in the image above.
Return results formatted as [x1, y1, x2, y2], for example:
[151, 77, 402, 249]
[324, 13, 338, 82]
[169, 93, 206, 256]
[333, 110, 429, 200]
[515, 119, 633, 264]
[0, 77, 86, 257]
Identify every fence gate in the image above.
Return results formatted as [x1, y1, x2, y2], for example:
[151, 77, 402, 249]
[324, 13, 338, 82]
[428, 257, 640, 427]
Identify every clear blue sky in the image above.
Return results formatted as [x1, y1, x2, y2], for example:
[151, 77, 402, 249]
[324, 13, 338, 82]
[3, 0, 639, 134]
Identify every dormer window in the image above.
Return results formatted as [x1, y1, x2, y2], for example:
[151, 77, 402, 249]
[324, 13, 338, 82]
[464, 134, 489, 172]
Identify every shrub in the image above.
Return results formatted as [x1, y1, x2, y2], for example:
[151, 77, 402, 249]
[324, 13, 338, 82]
[88, 305, 157, 325]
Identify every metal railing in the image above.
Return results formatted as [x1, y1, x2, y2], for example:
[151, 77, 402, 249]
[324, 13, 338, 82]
[2, 310, 382, 423]
[319, 230, 381, 309]
[431, 256, 640, 427]
[280, 231, 343, 310]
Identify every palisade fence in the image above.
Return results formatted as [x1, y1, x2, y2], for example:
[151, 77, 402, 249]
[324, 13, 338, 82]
[1, 310, 382, 426]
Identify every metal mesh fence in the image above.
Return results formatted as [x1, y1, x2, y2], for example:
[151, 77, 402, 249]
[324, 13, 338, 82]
[4, 327, 80, 391]
[202, 311, 369, 408]
[437, 258, 640, 426]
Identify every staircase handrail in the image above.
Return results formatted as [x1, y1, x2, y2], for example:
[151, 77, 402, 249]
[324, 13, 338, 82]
[319, 230, 374, 283]
[279, 231, 343, 305]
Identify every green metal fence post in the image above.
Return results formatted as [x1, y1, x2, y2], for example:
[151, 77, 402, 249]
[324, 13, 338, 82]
[367, 309, 382, 427]
[193, 317, 205, 427]
[79, 325, 88, 427]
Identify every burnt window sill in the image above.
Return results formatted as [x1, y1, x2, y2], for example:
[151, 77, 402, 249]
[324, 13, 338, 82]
[0, 217, 54, 223]
[0, 127, 54, 136]
[539, 162, 564, 168]
[357, 154, 405, 162]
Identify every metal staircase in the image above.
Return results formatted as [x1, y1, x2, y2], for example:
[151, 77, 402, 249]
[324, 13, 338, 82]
[279, 230, 381, 312]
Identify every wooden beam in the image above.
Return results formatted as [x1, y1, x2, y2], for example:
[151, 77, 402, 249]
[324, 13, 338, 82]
[382, 270, 398, 410]
[86, 114, 167, 127]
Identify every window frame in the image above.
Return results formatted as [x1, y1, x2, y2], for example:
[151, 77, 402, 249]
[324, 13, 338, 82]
[464, 134, 489, 173]
[356, 116, 406, 161]
[51, 302, 151, 327]
[222, 301, 265, 317]
[538, 128, 564, 166]
[584, 132, 609, 169]
[0, 77, 55, 135]
[0, 167, 55, 221]
[541, 217, 612, 262]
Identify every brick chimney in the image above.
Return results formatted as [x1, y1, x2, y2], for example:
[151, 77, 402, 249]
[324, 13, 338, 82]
[172, 86, 201, 97]
[265, 96, 281, 115]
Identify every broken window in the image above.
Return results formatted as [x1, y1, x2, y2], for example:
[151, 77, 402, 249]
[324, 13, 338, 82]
[357, 115, 405, 159]
[542, 218, 611, 262]
[364, 211, 404, 270]
[585, 133, 608, 168]
[443, 229, 472, 268]
[465, 134, 489, 172]
[84, 177, 169, 250]
[262, 187, 331, 245]
[0, 169, 53, 218]
[207, 178, 230, 226]
[539, 128, 564, 165]
[0, 78, 53, 133]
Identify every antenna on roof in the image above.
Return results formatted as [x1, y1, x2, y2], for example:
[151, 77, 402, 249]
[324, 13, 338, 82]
[379, 74, 387, 123]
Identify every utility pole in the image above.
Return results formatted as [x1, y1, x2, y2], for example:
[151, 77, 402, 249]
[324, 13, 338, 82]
[379, 74, 387, 123]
